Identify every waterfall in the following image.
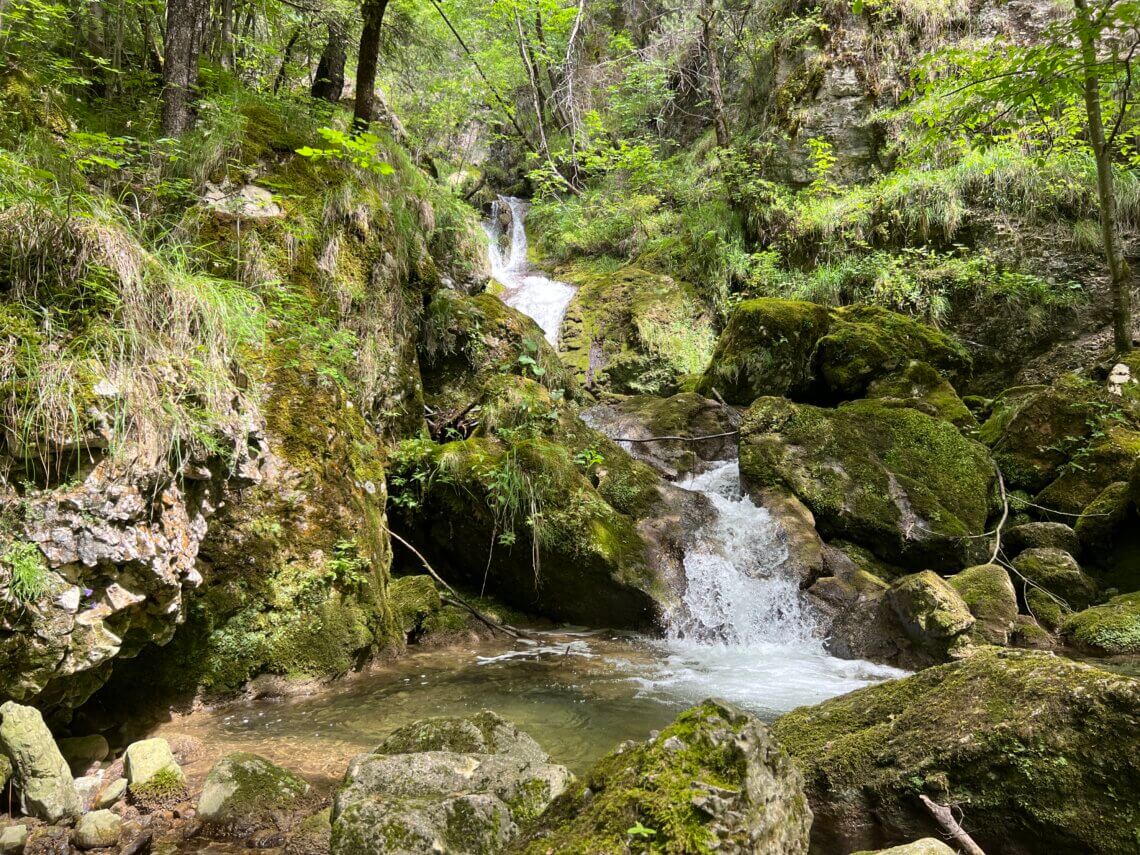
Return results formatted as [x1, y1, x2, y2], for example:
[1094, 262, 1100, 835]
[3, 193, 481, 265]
[484, 197, 576, 346]
[668, 461, 818, 646]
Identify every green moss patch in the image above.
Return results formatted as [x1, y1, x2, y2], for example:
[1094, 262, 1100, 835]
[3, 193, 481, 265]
[1061, 592, 1140, 656]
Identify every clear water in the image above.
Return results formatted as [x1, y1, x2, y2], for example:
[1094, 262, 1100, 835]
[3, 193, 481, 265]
[151, 461, 903, 790]
[484, 197, 576, 345]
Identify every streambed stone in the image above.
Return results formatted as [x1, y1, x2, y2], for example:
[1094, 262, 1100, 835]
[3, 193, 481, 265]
[124, 738, 182, 786]
[0, 825, 27, 855]
[198, 752, 310, 834]
[331, 710, 571, 855]
[73, 810, 121, 850]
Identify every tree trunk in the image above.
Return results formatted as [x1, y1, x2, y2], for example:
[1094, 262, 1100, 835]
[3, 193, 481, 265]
[311, 15, 347, 101]
[161, 0, 202, 136]
[273, 27, 301, 94]
[353, 0, 389, 130]
[700, 0, 729, 148]
[218, 0, 233, 70]
[1074, 0, 1132, 352]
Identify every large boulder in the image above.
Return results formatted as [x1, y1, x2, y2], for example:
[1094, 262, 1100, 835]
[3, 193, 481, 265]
[1035, 426, 1140, 516]
[1011, 548, 1097, 611]
[331, 711, 571, 855]
[1060, 592, 1140, 656]
[740, 397, 995, 569]
[772, 648, 1140, 854]
[0, 701, 80, 822]
[697, 298, 830, 404]
[886, 571, 974, 658]
[1005, 522, 1081, 557]
[514, 699, 811, 854]
[865, 361, 976, 429]
[948, 563, 1019, 645]
[198, 752, 311, 835]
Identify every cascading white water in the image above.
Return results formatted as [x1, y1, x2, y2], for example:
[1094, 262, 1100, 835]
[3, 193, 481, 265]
[485, 197, 576, 345]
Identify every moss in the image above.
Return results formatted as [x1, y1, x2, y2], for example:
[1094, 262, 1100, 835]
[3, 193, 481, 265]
[389, 575, 443, 636]
[697, 297, 831, 404]
[1060, 592, 1140, 655]
[866, 360, 976, 429]
[130, 766, 188, 811]
[887, 571, 974, 655]
[1036, 427, 1140, 516]
[815, 305, 971, 401]
[200, 752, 310, 830]
[772, 647, 1140, 854]
[1011, 548, 1098, 612]
[740, 396, 995, 568]
[947, 564, 1018, 644]
[559, 264, 716, 396]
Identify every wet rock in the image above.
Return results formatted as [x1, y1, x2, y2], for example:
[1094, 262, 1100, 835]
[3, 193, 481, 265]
[73, 810, 122, 850]
[0, 825, 27, 855]
[197, 752, 310, 835]
[58, 735, 109, 773]
[124, 739, 182, 787]
[1004, 521, 1080, 558]
[948, 563, 1018, 645]
[285, 808, 332, 855]
[388, 575, 442, 638]
[331, 710, 571, 855]
[740, 397, 995, 569]
[515, 698, 811, 854]
[772, 648, 1140, 854]
[887, 571, 974, 658]
[1011, 548, 1097, 611]
[0, 702, 81, 822]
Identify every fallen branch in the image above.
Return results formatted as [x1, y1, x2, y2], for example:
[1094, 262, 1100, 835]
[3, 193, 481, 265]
[988, 464, 1009, 565]
[384, 525, 523, 639]
[920, 795, 986, 855]
[609, 430, 740, 443]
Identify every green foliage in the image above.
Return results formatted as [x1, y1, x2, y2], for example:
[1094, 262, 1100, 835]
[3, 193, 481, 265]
[1, 541, 49, 604]
[297, 128, 395, 175]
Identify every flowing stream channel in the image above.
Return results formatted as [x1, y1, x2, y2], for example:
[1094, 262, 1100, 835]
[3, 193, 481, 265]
[146, 201, 903, 802]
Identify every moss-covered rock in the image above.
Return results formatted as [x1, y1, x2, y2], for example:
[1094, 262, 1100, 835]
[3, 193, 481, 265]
[1011, 548, 1097, 611]
[697, 298, 830, 404]
[388, 575, 443, 638]
[865, 361, 976, 429]
[815, 306, 971, 401]
[740, 397, 995, 569]
[1060, 592, 1140, 656]
[559, 265, 716, 395]
[886, 571, 974, 658]
[514, 699, 811, 855]
[198, 752, 312, 836]
[948, 564, 1018, 645]
[1035, 426, 1140, 516]
[852, 841, 955, 855]
[772, 648, 1140, 854]
[1005, 522, 1081, 558]
[1074, 481, 1140, 592]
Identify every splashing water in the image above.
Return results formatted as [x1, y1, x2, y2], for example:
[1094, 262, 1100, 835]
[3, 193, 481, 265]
[484, 197, 576, 345]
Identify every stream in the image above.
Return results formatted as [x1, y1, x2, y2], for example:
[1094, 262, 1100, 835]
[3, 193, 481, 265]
[147, 200, 904, 821]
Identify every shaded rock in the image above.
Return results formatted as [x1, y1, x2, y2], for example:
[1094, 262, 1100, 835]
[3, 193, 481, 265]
[582, 393, 741, 478]
[1011, 548, 1097, 611]
[1060, 592, 1140, 656]
[331, 711, 571, 855]
[772, 648, 1140, 854]
[58, 735, 109, 773]
[866, 360, 976, 429]
[948, 563, 1018, 645]
[740, 397, 995, 569]
[1074, 482, 1134, 564]
[1005, 522, 1080, 558]
[1035, 427, 1140, 516]
[388, 575, 442, 639]
[0, 701, 80, 822]
[0, 755, 10, 791]
[514, 698, 811, 854]
[1010, 614, 1056, 649]
[124, 739, 182, 786]
[697, 298, 830, 404]
[852, 841, 955, 855]
[285, 808, 332, 855]
[887, 571, 974, 658]
[198, 752, 310, 835]
[0, 825, 27, 855]
[73, 810, 121, 850]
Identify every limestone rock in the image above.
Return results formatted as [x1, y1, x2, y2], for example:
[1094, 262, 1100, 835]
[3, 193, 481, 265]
[948, 564, 1018, 645]
[740, 397, 995, 569]
[204, 183, 284, 222]
[92, 776, 127, 810]
[866, 360, 976, 429]
[0, 755, 10, 791]
[887, 571, 974, 657]
[0, 825, 27, 855]
[0, 701, 81, 822]
[1011, 548, 1097, 611]
[514, 698, 811, 854]
[124, 738, 182, 786]
[72, 810, 121, 850]
[331, 711, 571, 855]
[198, 752, 310, 834]
[772, 648, 1140, 854]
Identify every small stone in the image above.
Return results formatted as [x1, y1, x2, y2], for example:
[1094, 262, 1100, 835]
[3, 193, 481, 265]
[124, 739, 182, 786]
[73, 810, 122, 850]
[0, 825, 28, 855]
[661, 735, 685, 752]
[93, 777, 128, 809]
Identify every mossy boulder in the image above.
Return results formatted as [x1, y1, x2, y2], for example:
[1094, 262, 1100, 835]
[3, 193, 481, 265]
[581, 393, 741, 478]
[948, 564, 1019, 645]
[1060, 592, 1140, 656]
[1074, 482, 1140, 592]
[0, 701, 81, 822]
[697, 298, 830, 404]
[886, 571, 974, 658]
[559, 265, 716, 395]
[514, 699, 811, 855]
[852, 842, 955, 855]
[772, 647, 1140, 854]
[388, 575, 443, 638]
[1005, 522, 1081, 558]
[865, 361, 976, 429]
[198, 752, 312, 835]
[1035, 426, 1140, 516]
[814, 306, 970, 401]
[331, 711, 571, 855]
[739, 397, 995, 569]
[1011, 548, 1097, 611]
